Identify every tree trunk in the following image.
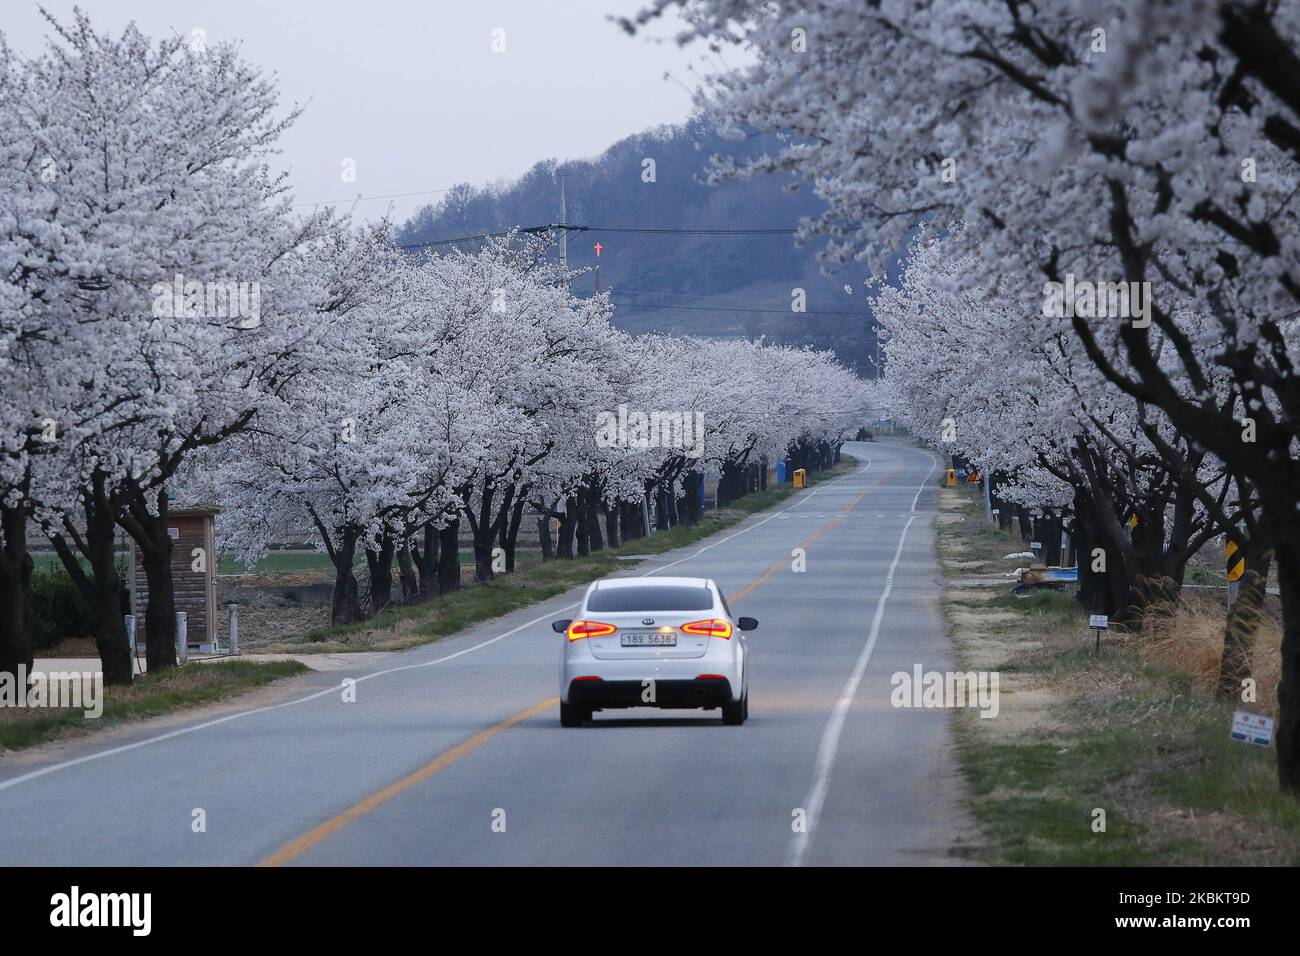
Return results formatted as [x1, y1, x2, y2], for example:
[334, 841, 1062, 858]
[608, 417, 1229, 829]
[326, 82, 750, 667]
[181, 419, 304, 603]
[366, 535, 395, 611]
[1218, 562, 1270, 699]
[586, 492, 603, 552]
[718, 460, 738, 507]
[619, 501, 636, 542]
[1072, 493, 1132, 622]
[409, 522, 438, 600]
[536, 513, 553, 561]
[655, 486, 671, 531]
[138, 525, 178, 673]
[1036, 514, 1062, 566]
[396, 546, 419, 601]
[331, 526, 363, 625]
[1274, 535, 1300, 793]
[1016, 506, 1034, 544]
[1072, 493, 1100, 611]
[472, 535, 495, 582]
[437, 519, 461, 592]
[575, 492, 591, 557]
[505, 496, 526, 571]
[47, 475, 134, 685]
[557, 501, 576, 558]
[604, 503, 620, 548]
[119, 487, 179, 673]
[0, 501, 34, 683]
[685, 471, 702, 524]
[468, 482, 497, 584]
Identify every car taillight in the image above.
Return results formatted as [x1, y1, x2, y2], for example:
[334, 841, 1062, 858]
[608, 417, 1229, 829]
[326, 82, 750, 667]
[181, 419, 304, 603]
[681, 618, 733, 639]
[567, 620, 616, 641]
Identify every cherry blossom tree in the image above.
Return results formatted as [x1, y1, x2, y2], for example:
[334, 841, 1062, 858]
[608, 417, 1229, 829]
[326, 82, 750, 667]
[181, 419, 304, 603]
[4, 11, 330, 679]
[634, 0, 1300, 788]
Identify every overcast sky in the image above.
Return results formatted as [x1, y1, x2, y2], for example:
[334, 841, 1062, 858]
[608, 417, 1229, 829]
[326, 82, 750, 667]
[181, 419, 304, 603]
[6, 1, 732, 225]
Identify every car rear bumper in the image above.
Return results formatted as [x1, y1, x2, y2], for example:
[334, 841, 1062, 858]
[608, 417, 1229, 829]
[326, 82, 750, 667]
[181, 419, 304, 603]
[561, 636, 743, 703]
[566, 677, 735, 710]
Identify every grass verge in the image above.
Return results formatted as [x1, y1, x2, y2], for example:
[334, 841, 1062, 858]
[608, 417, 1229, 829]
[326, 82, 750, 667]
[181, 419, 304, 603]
[937, 484, 1300, 865]
[263, 455, 858, 655]
[0, 659, 309, 754]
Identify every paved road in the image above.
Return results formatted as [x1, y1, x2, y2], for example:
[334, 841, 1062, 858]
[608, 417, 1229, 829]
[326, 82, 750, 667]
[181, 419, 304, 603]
[0, 439, 978, 866]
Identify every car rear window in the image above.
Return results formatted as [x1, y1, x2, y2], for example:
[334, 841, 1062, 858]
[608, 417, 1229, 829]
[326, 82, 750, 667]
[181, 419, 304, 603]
[587, 585, 714, 612]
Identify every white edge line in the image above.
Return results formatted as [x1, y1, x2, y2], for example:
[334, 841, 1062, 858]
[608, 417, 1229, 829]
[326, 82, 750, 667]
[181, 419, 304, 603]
[0, 604, 578, 794]
[784, 450, 937, 866]
[0, 447, 886, 795]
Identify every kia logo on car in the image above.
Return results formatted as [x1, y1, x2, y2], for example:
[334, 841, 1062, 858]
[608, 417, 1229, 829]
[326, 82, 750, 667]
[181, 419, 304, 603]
[642, 618, 655, 625]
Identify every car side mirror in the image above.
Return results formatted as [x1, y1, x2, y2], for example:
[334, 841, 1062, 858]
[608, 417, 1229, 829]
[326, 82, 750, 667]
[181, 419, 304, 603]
[551, 620, 571, 634]
[737, 617, 759, 631]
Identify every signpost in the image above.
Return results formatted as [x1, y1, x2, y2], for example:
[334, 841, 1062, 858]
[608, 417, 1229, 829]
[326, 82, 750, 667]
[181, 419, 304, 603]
[1089, 613, 1108, 652]
[1230, 711, 1273, 748]
[1226, 537, 1244, 609]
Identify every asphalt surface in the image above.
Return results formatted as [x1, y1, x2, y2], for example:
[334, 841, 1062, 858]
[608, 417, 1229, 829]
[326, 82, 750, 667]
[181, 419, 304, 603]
[0, 439, 978, 866]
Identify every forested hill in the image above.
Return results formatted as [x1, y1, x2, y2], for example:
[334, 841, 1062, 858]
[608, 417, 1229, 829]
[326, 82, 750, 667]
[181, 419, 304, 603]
[394, 117, 882, 376]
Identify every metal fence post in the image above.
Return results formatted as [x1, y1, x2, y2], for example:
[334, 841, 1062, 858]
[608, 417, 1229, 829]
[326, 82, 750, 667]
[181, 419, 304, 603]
[124, 615, 136, 675]
[228, 603, 239, 655]
[175, 611, 188, 665]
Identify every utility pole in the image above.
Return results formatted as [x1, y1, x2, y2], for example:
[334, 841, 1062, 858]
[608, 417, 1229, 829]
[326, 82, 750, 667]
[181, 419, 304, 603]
[559, 175, 567, 276]
[873, 319, 881, 379]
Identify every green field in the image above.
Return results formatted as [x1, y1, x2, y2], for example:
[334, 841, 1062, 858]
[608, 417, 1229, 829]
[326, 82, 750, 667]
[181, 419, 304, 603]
[30, 549, 539, 577]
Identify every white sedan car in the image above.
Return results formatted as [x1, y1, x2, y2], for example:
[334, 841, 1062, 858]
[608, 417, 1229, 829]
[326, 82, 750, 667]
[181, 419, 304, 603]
[553, 576, 757, 727]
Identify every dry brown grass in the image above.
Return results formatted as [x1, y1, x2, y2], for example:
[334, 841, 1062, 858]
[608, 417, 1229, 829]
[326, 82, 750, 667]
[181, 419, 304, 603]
[1138, 591, 1282, 717]
[939, 483, 1300, 864]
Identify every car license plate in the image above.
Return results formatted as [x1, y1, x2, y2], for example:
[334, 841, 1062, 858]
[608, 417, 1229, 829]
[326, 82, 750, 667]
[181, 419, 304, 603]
[619, 631, 677, 647]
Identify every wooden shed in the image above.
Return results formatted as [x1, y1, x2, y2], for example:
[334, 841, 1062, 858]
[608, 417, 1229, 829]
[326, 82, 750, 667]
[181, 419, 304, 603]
[129, 507, 219, 653]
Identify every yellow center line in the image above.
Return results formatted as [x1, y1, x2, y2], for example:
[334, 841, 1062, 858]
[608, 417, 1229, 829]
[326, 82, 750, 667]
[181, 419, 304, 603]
[257, 465, 886, 866]
[257, 697, 556, 866]
[729, 477, 880, 603]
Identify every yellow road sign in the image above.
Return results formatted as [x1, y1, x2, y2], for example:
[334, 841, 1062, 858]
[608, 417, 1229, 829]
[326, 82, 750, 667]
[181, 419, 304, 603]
[1226, 539, 1245, 582]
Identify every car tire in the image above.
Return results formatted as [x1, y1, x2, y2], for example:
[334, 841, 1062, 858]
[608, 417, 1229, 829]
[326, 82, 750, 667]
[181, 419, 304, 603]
[722, 692, 746, 726]
[560, 702, 589, 727]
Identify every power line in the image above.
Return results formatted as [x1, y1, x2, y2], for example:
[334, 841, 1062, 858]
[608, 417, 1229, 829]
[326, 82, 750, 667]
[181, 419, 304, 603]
[611, 301, 869, 317]
[396, 225, 583, 250]
[395, 223, 801, 250]
[584, 226, 797, 236]
[294, 178, 522, 210]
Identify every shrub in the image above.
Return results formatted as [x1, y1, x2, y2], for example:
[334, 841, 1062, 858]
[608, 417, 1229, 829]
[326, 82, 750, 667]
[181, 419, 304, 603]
[30, 563, 94, 649]
[29, 558, 129, 650]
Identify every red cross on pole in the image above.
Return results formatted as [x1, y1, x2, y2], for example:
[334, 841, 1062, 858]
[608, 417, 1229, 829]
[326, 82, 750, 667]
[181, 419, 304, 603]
[593, 241, 603, 257]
